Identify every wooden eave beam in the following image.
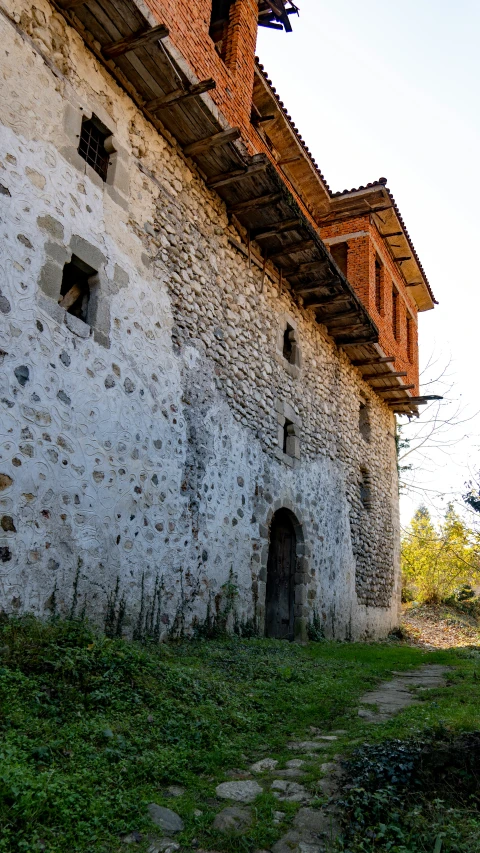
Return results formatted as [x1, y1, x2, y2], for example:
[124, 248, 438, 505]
[207, 161, 268, 189]
[290, 259, 330, 275]
[376, 384, 415, 393]
[320, 310, 365, 325]
[329, 323, 371, 336]
[229, 192, 282, 215]
[251, 217, 302, 240]
[59, 0, 87, 8]
[184, 127, 241, 156]
[267, 239, 314, 259]
[335, 334, 378, 345]
[299, 292, 347, 306]
[361, 371, 408, 380]
[145, 79, 216, 113]
[352, 356, 396, 366]
[102, 24, 169, 59]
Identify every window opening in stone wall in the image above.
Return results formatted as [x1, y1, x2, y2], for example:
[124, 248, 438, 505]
[392, 286, 399, 340]
[209, 0, 234, 59]
[283, 323, 295, 363]
[58, 255, 96, 323]
[282, 418, 299, 458]
[375, 256, 383, 313]
[359, 467, 372, 510]
[78, 115, 110, 182]
[359, 400, 371, 442]
[406, 314, 414, 362]
[330, 241, 348, 277]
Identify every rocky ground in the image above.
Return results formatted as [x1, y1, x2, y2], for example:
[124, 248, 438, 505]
[136, 664, 451, 853]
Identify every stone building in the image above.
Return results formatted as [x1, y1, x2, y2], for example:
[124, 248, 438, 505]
[0, 0, 436, 640]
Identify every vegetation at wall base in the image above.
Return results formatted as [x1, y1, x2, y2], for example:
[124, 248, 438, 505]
[0, 615, 479, 852]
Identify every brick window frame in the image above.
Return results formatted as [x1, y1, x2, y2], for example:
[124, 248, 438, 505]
[406, 313, 414, 362]
[374, 255, 384, 314]
[392, 286, 399, 341]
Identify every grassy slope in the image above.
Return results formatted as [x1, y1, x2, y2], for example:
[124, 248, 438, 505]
[0, 617, 478, 852]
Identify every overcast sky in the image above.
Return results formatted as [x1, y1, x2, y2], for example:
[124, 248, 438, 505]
[257, 0, 480, 526]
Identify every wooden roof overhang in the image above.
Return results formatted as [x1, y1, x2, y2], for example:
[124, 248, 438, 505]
[322, 185, 436, 313]
[52, 0, 422, 414]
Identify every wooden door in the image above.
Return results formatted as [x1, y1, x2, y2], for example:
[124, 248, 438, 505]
[265, 510, 296, 640]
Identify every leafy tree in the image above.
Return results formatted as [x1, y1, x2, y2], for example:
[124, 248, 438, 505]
[402, 504, 480, 603]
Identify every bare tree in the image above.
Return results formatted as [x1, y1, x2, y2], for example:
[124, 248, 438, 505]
[396, 352, 479, 511]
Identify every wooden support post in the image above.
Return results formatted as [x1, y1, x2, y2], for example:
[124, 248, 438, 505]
[102, 24, 169, 59]
[207, 160, 268, 190]
[252, 217, 302, 240]
[145, 79, 216, 113]
[184, 128, 240, 157]
[229, 192, 282, 215]
[361, 371, 408, 380]
[351, 356, 396, 366]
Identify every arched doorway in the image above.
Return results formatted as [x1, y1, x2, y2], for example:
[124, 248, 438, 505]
[265, 509, 297, 640]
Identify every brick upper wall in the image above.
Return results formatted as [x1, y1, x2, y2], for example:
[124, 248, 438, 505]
[144, 0, 259, 142]
[320, 215, 420, 394]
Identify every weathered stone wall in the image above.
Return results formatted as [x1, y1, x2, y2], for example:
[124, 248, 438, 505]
[0, 0, 401, 639]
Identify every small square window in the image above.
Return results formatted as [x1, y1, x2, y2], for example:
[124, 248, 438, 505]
[58, 255, 96, 323]
[78, 115, 110, 182]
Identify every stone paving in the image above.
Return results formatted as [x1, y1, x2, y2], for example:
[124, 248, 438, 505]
[358, 664, 450, 723]
[128, 664, 451, 853]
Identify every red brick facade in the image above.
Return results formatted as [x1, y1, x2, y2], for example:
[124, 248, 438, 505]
[321, 216, 419, 393]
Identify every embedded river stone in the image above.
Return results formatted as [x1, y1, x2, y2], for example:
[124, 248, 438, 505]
[147, 804, 184, 834]
[215, 780, 263, 803]
[212, 805, 252, 833]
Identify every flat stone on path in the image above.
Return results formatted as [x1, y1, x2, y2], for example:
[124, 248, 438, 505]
[286, 759, 305, 769]
[314, 735, 338, 742]
[147, 840, 181, 853]
[215, 780, 263, 803]
[274, 768, 305, 778]
[212, 806, 252, 833]
[250, 758, 278, 773]
[271, 780, 310, 803]
[287, 741, 327, 752]
[272, 807, 341, 853]
[359, 664, 450, 723]
[147, 805, 184, 834]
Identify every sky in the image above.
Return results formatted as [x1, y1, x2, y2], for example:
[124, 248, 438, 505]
[257, 0, 480, 526]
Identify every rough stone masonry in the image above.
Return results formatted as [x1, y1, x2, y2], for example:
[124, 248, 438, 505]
[0, 0, 404, 640]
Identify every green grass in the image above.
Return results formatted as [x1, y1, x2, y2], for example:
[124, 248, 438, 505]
[0, 616, 478, 852]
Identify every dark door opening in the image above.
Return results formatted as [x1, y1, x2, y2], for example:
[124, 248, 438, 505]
[265, 509, 296, 640]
